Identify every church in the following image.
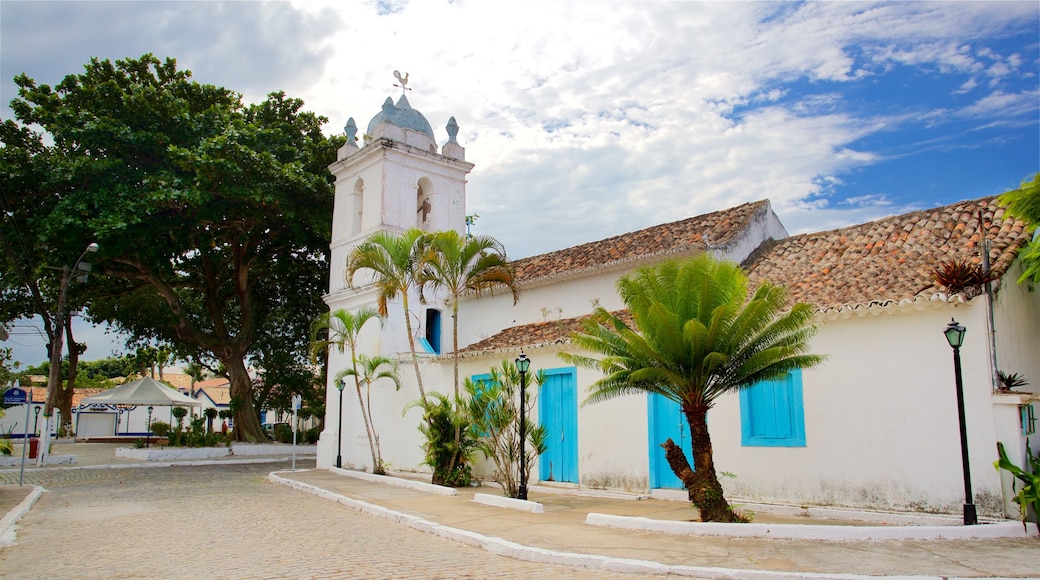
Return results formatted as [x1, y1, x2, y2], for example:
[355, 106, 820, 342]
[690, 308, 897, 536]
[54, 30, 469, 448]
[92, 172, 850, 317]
[316, 87, 1040, 520]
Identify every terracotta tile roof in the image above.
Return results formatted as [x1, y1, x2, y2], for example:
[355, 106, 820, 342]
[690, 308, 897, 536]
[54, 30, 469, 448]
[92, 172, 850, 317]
[459, 196, 1034, 355]
[743, 197, 1033, 313]
[20, 386, 107, 406]
[459, 311, 633, 358]
[192, 378, 231, 405]
[511, 200, 770, 285]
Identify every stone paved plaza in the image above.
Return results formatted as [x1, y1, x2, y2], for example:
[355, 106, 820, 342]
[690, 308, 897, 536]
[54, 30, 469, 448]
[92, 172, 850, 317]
[0, 460, 653, 579]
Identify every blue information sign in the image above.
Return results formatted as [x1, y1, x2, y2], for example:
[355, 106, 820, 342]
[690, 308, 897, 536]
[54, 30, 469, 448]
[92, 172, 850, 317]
[3, 387, 29, 405]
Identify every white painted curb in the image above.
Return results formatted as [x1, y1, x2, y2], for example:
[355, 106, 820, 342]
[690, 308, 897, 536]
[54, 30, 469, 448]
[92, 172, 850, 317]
[270, 472, 956, 579]
[473, 492, 544, 513]
[0, 485, 45, 547]
[585, 513, 1038, 541]
[329, 466, 458, 496]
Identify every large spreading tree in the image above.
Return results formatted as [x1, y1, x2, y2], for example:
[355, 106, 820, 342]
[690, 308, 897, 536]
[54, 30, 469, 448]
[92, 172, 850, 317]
[562, 255, 824, 522]
[4, 55, 342, 441]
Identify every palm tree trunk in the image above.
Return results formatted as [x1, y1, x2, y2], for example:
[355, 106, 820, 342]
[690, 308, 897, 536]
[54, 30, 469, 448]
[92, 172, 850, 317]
[662, 404, 745, 523]
[401, 293, 426, 401]
[364, 384, 385, 474]
[355, 382, 382, 474]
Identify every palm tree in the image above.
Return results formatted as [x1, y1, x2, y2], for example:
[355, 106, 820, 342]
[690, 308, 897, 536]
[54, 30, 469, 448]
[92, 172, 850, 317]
[338, 353, 400, 474]
[346, 228, 431, 401]
[310, 307, 384, 473]
[561, 255, 823, 522]
[420, 230, 518, 397]
[998, 173, 1039, 285]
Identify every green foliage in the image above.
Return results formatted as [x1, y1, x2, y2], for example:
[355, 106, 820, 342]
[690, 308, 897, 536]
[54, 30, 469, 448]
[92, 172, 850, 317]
[274, 423, 294, 444]
[133, 438, 146, 449]
[347, 228, 430, 401]
[464, 361, 548, 498]
[150, 421, 171, 439]
[304, 426, 320, 444]
[997, 371, 1029, 391]
[995, 441, 1039, 533]
[412, 393, 478, 487]
[419, 229, 518, 397]
[3, 54, 344, 444]
[561, 254, 824, 522]
[998, 173, 1040, 285]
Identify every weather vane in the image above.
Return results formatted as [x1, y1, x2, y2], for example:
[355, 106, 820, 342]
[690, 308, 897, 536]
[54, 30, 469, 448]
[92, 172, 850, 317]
[393, 70, 411, 94]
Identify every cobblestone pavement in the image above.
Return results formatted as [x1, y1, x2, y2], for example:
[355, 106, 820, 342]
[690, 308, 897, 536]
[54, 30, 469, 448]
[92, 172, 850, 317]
[0, 461, 654, 579]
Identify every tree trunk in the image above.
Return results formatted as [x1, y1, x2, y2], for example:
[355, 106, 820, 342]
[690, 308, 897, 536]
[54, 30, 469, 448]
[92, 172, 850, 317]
[356, 381, 382, 475]
[661, 404, 745, 523]
[56, 317, 79, 436]
[401, 293, 426, 402]
[223, 355, 264, 442]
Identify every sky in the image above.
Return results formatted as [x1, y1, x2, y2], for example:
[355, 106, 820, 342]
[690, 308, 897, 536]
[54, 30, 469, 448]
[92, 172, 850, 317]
[1, 0, 1038, 367]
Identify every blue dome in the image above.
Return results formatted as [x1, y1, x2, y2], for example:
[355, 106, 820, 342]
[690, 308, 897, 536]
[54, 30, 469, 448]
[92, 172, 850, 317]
[366, 94, 435, 141]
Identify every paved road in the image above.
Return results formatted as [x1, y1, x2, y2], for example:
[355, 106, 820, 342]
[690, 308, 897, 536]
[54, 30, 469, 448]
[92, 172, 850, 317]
[0, 461, 652, 579]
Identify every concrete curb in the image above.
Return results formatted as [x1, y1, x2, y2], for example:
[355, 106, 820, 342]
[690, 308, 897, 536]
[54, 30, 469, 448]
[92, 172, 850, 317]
[0, 485, 45, 547]
[0, 456, 302, 475]
[473, 492, 544, 513]
[329, 466, 458, 496]
[270, 471, 961, 579]
[585, 513, 1038, 541]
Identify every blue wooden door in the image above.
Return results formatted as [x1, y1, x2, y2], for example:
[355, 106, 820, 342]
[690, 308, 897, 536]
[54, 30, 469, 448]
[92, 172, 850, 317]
[648, 393, 690, 489]
[538, 367, 578, 483]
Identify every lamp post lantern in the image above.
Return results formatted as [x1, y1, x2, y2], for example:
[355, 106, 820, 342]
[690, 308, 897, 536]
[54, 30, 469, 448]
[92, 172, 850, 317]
[336, 379, 346, 469]
[146, 405, 154, 448]
[515, 351, 531, 500]
[943, 318, 977, 526]
[39, 242, 99, 466]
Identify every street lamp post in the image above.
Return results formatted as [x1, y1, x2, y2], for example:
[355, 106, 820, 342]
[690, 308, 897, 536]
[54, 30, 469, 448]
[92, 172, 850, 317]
[39, 242, 99, 466]
[336, 379, 346, 469]
[147, 406, 154, 448]
[515, 351, 531, 500]
[943, 318, 977, 526]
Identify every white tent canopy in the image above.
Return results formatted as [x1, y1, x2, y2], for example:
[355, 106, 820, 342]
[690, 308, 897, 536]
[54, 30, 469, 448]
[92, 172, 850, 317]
[79, 376, 203, 407]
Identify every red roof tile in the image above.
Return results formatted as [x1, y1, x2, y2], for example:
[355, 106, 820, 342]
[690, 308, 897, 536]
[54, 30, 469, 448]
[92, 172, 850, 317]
[460, 197, 1034, 355]
[743, 197, 1033, 312]
[511, 200, 770, 285]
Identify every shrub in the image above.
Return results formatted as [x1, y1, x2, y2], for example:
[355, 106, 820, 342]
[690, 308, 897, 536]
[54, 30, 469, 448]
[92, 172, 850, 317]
[414, 393, 477, 487]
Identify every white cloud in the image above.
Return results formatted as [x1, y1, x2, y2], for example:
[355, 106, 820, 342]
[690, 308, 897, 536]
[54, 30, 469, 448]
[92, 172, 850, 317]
[3, 0, 1036, 264]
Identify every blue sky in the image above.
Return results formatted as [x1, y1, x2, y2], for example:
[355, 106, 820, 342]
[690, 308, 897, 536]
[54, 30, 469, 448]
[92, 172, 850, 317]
[1, 1, 1038, 366]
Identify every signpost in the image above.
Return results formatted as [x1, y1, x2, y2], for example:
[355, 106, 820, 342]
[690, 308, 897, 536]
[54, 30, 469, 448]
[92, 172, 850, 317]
[4, 381, 32, 485]
[291, 394, 302, 472]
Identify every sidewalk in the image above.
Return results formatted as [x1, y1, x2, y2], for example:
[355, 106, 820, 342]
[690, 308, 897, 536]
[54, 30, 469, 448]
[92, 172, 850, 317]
[274, 468, 1040, 578]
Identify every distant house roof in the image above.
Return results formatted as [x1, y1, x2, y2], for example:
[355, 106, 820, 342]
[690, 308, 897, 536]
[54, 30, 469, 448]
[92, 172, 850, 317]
[511, 200, 771, 286]
[459, 196, 1034, 356]
[192, 377, 231, 405]
[743, 197, 1032, 314]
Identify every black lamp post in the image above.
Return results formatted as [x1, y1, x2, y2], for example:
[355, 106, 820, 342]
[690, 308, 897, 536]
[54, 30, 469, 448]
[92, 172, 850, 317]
[336, 379, 346, 469]
[515, 351, 531, 500]
[33, 406, 41, 435]
[943, 318, 977, 526]
[146, 405, 154, 448]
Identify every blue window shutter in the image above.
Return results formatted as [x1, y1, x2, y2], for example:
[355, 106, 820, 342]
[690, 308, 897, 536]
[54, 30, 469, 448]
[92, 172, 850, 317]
[424, 309, 442, 354]
[740, 369, 806, 447]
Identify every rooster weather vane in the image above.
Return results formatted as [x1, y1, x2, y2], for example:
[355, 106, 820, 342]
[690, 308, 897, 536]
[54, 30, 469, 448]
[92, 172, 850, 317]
[393, 70, 410, 94]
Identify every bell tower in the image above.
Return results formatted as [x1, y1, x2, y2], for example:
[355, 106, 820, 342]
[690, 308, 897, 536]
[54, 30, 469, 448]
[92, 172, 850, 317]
[325, 77, 474, 347]
[327, 88, 472, 297]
